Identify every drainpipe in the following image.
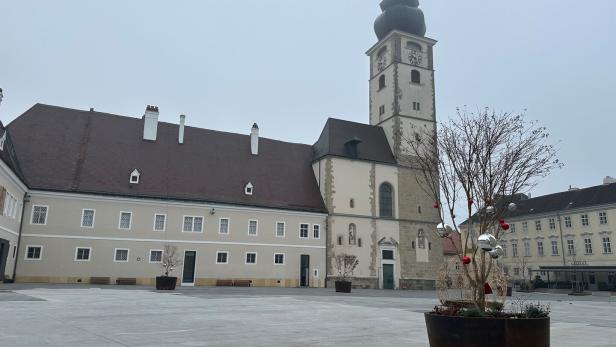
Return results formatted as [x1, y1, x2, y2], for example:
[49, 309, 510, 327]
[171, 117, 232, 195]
[556, 212, 566, 266]
[11, 192, 29, 282]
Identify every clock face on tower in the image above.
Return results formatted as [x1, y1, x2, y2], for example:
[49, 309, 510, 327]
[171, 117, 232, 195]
[408, 49, 423, 66]
[377, 54, 387, 71]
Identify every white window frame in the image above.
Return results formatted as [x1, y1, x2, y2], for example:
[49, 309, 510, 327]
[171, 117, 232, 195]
[153, 214, 167, 232]
[216, 251, 229, 264]
[118, 211, 133, 230]
[245, 252, 257, 265]
[511, 243, 518, 257]
[274, 253, 285, 265]
[510, 223, 516, 233]
[602, 237, 612, 254]
[114, 248, 130, 263]
[564, 216, 572, 228]
[523, 240, 531, 257]
[24, 245, 43, 260]
[248, 219, 258, 236]
[312, 224, 321, 239]
[129, 169, 140, 184]
[74, 247, 92, 262]
[584, 238, 593, 254]
[81, 208, 96, 229]
[244, 182, 254, 196]
[149, 249, 164, 263]
[3, 191, 18, 219]
[537, 241, 544, 256]
[581, 214, 589, 227]
[30, 205, 49, 225]
[275, 221, 286, 238]
[219, 218, 230, 235]
[522, 221, 528, 232]
[182, 216, 204, 233]
[299, 223, 309, 239]
[599, 212, 608, 225]
[567, 239, 575, 255]
[551, 240, 559, 255]
[535, 220, 542, 231]
[549, 218, 556, 230]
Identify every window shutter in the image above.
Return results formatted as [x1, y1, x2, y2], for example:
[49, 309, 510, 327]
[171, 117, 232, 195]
[0, 187, 6, 216]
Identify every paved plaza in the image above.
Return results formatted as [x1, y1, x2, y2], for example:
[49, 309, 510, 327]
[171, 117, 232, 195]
[0, 284, 615, 346]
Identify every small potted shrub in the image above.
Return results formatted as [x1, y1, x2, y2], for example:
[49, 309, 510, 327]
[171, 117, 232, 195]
[334, 253, 358, 293]
[156, 245, 182, 290]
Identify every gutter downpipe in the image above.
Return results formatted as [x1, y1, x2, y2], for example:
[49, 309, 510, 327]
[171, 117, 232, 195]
[11, 192, 28, 282]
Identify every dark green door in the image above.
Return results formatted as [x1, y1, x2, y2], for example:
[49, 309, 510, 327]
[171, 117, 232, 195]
[383, 264, 394, 289]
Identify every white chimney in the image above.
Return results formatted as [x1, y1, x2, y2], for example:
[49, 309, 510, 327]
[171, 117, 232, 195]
[250, 123, 259, 155]
[143, 105, 159, 141]
[604, 176, 616, 185]
[179, 114, 186, 144]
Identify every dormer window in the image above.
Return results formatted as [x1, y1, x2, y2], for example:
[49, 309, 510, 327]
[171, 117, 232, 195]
[129, 169, 141, 184]
[244, 182, 254, 196]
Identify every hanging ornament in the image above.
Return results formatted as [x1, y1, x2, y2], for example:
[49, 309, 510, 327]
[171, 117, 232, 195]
[468, 198, 474, 206]
[493, 245, 504, 257]
[499, 218, 505, 224]
[508, 202, 517, 212]
[478, 233, 497, 251]
[501, 223, 510, 231]
[433, 203, 439, 209]
[462, 256, 471, 265]
[484, 283, 493, 295]
[486, 206, 495, 214]
[488, 249, 499, 259]
[436, 223, 453, 237]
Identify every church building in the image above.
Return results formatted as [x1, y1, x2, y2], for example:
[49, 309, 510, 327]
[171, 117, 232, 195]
[0, 0, 441, 289]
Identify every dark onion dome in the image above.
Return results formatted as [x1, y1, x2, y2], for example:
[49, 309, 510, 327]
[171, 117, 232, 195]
[374, 0, 426, 40]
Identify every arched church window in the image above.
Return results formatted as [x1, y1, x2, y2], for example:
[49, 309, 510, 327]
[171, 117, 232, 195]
[379, 183, 394, 218]
[418, 229, 426, 249]
[411, 70, 421, 84]
[379, 75, 386, 90]
[337, 235, 343, 246]
[406, 41, 422, 51]
[358, 238, 362, 247]
[348, 223, 357, 245]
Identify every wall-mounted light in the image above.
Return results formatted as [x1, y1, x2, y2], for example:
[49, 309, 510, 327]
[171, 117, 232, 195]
[210, 208, 216, 215]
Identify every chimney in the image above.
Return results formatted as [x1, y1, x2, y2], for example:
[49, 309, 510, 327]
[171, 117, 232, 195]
[604, 176, 616, 185]
[250, 123, 259, 155]
[179, 114, 186, 144]
[143, 105, 159, 141]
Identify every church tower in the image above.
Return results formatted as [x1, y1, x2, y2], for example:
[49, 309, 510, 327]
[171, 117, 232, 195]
[367, 0, 437, 161]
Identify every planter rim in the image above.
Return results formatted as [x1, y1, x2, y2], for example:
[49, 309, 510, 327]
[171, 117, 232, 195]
[424, 312, 550, 321]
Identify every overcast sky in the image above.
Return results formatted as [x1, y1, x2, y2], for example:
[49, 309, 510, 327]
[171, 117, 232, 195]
[1, 0, 615, 198]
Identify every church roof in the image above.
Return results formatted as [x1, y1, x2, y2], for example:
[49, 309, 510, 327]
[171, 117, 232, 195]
[6, 104, 328, 213]
[374, 0, 427, 40]
[312, 118, 397, 164]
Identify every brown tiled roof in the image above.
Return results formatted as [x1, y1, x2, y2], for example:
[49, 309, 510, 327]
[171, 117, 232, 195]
[7, 104, 327, 213]
[313, 118, 396, 164]
[442, 232, 462, 255]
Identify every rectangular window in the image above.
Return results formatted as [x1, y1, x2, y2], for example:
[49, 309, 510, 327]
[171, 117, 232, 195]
[551, 240, 559, 255]
[183, 216, 204, 232]
[114, 248, 129, 262]
[584, 238, 593, 254]
[31, 205, 48, 225]
[510, 223, 516, 233]
[216, 251, 228, 264]
[599, 212, 608, 225]
[412, 102, 421, 111]
[119, 212, 132, 230]
[25, 246, 42, 260]
[511, 243, 518, 257]
[248, 220, 258, 236]
[502, 244, 507, 257]
[382, 250, 394, 260]
[313, 225, 321, 239]
[535, 220, 542, 231]
[149, 250, 163, 263]
[379, 105, 385, 115]
[581, 214, 589, 227]
[3, 192, 18, 219]
[564, 216, 572, 228]
[274, 253, 285, 265]
[524, 240, 531, 257]
[537, 241, 544, 256]
[75, 247, 91, 261]
[276, 222, 285, 237]
[154, 214, 166, 231]
[219, 218, 230, 234]
[299, 223, 309, 239]
[81, 209, 95, 228]
[513, 267, 520, 276]
[522, 222, 528, 232]
[549, 218, 556, 230]
[603, 237, 612, 254]
[245, 252, 257, 264]
[567, 239, 575, 255]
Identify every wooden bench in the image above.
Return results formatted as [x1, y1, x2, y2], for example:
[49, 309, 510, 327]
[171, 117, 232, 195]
[234, 280, 251, 287]
[116, 277, 137, 285]
[216, 279, 234, 287]
[90, 277, 110, 285]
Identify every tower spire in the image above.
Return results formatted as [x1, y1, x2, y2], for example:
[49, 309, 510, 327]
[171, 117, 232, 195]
[374, 0, 426, 40]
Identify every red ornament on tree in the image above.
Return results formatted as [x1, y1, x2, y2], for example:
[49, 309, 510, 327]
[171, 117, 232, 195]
[462, 256, 471, 265]
[501, 223, 510, 231]
[484, 283, 493, 294]
[499, 218, 505, 225]
[468, 198, 474, 205]
[433, 203, 439, 209]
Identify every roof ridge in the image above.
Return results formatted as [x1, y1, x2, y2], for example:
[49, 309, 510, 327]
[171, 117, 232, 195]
[519, 182, 616, 202]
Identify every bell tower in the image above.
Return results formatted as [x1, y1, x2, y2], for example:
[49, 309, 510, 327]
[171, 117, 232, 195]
[367, 0, 437, 162]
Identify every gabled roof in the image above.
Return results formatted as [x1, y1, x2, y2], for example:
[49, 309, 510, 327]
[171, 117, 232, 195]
[7, 104, 327, 213]
[312, 118, 396, 164]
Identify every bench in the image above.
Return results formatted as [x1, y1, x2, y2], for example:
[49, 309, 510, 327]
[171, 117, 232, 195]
[234, 280, 251, 287]
[216, 279, 234, 287]
[116, 277, 137, 285]
[90, 277, 111, 285]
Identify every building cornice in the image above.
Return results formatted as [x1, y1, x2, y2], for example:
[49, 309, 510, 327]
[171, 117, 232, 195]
[366, 30, 437, 55]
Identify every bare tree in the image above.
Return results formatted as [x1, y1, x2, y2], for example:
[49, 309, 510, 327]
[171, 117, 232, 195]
[161, 245, 182, 277]
[406, 107, 561, 311]
[334, 254, 359, 280]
